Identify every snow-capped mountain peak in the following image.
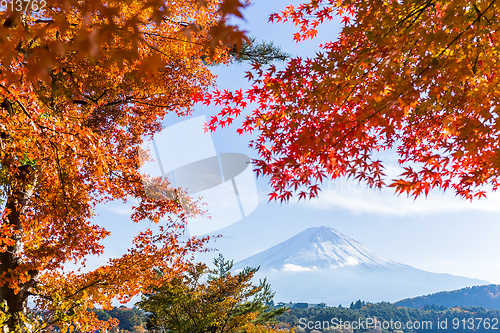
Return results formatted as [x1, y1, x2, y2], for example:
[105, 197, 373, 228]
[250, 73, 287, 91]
[234, 226, 398, 271]
[231, 226, 487, 305]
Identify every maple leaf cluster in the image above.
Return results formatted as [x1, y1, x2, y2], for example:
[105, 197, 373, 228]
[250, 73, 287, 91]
[198, 0, 500, 202]
[0, 0, 249, 331]
[0, 0, 250, 82]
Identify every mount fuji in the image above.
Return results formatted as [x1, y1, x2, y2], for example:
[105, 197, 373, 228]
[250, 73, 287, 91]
[234, 226, 488, 306]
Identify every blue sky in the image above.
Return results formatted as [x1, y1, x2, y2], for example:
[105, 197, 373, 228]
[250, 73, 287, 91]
[90, 0, 500, 299]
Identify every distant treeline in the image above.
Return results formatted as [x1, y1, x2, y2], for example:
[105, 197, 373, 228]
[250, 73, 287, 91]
[277, 302, 500, 333]
[92, 301, 500, 333]
[395, 285, 500, 310]
[92, 306, 147, 333]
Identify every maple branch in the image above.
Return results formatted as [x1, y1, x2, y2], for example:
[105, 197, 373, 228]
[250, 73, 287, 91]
[73, 100, 88, 105]
[68, 279, 107, 299]
[104, 95, 135, 107]
[339, 0, 499, 153]
[161, 18, 189, 28]
[338, 58, 384, 110]
[330, 90, 403, 154]
[0, 86, 76, 226]
[32, 19, 54, 24]
[109, 170, 143, 185]
[130, 99, 183, 108]
[141, 39, 178, 63]
[447, 78, 500, 145]
[141, 31, 203, 46]
[381, 0, 436, 40]
[0, 85, 30, 119]
[434, 0, 497, 60]
[0, 84, 74, 135]
[32, 295, 87, 332]
[401, 39, 420, 69]
[473, 54, 479, 74]
[334, 0, 435, 76]
[79, 89, 109, 103]
[398, 0, 498, 96]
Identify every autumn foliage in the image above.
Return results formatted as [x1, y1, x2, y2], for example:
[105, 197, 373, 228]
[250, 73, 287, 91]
[197, 0, 500, 202]
[0, 0, 249, 331]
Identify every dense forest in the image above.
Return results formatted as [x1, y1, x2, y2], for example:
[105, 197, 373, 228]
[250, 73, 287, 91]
[92, 307, 147, 333]
[395, 285, 500, 310]
[278, 302, 500, 333]
[96, 301, 500, 333]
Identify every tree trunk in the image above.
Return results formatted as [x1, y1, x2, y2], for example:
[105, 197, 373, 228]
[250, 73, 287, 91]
[0, 166, 37, 332]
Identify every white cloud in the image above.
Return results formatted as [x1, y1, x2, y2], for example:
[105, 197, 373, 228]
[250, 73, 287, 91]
[253, 156, 500, 216]
[344, 256, 359, 266]
[282, 264, 319, 272]
[300, 177, 500, 216]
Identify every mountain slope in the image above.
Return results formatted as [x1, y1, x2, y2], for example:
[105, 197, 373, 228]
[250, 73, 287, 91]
[234, 226, 400, 271]
[234, 226, 489, 306]
[395, 284, 500, 309]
